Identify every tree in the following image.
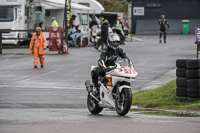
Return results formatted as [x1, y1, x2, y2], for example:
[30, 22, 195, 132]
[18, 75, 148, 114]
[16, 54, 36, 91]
[97, 0, 130, 15]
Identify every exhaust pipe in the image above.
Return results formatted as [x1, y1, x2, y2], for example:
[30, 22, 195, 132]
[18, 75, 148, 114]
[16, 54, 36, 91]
[89, 92, 100, 102]
[85, 80, 100, 102]
[85, 80, 92, 92]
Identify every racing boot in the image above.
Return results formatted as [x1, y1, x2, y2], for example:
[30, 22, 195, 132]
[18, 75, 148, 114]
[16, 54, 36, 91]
[92, 85, 99, 96]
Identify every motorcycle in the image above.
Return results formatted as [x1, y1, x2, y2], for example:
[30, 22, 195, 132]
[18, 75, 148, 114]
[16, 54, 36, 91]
[68, 26, 88, 47]
[90, 25, 101, 46]
[85, 58, 138, 116]
[112, 27, 125, 45]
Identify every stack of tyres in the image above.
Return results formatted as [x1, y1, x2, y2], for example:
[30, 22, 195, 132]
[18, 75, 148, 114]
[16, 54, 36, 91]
[176, 59, 188, 99]
[186, 60, 199, 100]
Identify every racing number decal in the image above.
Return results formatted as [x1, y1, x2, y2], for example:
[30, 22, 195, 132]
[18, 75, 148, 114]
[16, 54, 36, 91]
[124, 68, 132, 74]
[106, 77, 113, 87]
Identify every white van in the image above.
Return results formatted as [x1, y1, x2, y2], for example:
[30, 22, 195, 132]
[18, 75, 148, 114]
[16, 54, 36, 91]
[0, 0, 27, 45]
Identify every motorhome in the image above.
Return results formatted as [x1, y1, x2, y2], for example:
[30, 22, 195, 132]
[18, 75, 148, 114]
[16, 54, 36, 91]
[41, 0, 93, 41]
[0, 0, 104, 45]
[0, 0, 27, 45]
[71, 0, 104, 14]
[71, 0, 104, 43]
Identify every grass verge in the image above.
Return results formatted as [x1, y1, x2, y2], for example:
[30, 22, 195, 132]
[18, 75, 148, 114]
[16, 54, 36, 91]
[132, 80, 200, 110]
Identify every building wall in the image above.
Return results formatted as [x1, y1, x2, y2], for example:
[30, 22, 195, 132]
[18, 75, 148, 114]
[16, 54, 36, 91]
[131, 0, 200, 34]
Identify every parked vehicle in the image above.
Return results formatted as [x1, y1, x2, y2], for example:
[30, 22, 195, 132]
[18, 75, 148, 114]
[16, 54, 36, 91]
[85, 58, 138, 116]
[72, 0, 104, 43]
[68, 27, 88, 47]
[0, 0, 27, 45]
[0, 0, 98, 45]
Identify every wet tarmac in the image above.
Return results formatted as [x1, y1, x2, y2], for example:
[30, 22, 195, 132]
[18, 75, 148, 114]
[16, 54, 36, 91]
[0, 35, 199, 133]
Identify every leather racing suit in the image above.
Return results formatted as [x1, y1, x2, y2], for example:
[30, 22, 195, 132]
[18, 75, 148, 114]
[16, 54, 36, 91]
[91, 46, 132, 88]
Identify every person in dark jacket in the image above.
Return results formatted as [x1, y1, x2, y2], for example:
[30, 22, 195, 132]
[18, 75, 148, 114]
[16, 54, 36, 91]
[100, 19, 109, 49]
[70, 14, 79, 28]
[91, 33, 134, 94]
[94, 19, 109, 50]
[89, 15, 98, 28]
[158, 14, 171, 43]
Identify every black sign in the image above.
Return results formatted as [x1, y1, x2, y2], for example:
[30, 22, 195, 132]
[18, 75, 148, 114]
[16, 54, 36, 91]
[65, 0, 71, 29]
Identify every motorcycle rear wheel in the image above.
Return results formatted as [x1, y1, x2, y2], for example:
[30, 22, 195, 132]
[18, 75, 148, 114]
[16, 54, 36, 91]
[115, 88, 132, 116]
[87, 94, 103, 114]
[77, 37, 88, 47]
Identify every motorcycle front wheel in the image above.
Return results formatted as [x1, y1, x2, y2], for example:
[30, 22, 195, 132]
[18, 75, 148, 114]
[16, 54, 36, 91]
[87, 94, 103, 114]
[115, 88, 132, 116]
[77, 37, 88, 47]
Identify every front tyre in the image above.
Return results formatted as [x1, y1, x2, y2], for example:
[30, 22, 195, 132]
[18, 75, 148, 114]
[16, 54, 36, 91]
[87, 93, 103, 114]
[115, 88, 132, 116]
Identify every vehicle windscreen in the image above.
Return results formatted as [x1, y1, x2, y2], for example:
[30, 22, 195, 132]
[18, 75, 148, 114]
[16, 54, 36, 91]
[0, 7, 14, 22]
[116, 59, 131, 67]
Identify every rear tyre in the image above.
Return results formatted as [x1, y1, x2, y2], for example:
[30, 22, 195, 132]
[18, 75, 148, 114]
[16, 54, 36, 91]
[77, 37, 88, 47]
[87, 93, 103, 114]
[115, 88, 132, 116]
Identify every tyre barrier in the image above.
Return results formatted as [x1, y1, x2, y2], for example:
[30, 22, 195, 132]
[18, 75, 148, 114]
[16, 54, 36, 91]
[176, 59, 188, 68]
[176, 59, 200, 101]
[176, 59, 188, 98]
[176, 68, 186, 77]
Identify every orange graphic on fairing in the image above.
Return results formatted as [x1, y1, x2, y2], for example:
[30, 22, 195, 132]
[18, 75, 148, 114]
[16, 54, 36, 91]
[106, 77, 113, 87]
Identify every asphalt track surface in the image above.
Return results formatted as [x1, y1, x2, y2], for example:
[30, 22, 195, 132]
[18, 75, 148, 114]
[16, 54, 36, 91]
[0, 35, 199, 133]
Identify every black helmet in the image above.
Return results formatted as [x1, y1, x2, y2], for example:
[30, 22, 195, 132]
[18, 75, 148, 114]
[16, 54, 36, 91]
[51, 17, 56, 22]
[72, 14, 76, 18]
[107, 33, 120, 50]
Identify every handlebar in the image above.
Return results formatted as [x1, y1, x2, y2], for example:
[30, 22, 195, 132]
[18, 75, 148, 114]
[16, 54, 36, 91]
[104, 65, 117, 72]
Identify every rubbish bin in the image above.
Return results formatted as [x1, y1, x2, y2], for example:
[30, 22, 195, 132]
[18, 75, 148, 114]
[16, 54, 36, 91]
[182, 20, 190, 34]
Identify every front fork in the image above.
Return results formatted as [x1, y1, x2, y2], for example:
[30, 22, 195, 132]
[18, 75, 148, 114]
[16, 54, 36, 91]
[115, 83, 122, 102]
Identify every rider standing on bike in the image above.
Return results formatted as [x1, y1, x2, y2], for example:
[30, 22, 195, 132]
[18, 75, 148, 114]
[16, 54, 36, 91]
[91, 33, 133, 93]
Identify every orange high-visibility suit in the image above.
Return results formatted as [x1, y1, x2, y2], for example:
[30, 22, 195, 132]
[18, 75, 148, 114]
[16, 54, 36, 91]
[29, 32, 47, 68]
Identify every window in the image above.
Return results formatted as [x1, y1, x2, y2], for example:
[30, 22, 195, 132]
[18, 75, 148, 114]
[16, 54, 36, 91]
[82, 14, 88, 25]
[146, 3, 161, 8]
[45, 10, 50, 16]
[15, 8, 17, 20]
[0, 7, 14, 22]
[78, 3, 90, 7]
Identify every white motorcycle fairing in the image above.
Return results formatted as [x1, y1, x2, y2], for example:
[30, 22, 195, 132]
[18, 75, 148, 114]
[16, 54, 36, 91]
[98, 65, 138, 108]
[86, 59, 138, 116]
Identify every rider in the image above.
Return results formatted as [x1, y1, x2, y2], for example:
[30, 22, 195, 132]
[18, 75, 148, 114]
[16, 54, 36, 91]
[113, 16, 125, 44]
[91, 33, 134, 93]
[158, 14, 170, 43]
[70, 14, 79, 28]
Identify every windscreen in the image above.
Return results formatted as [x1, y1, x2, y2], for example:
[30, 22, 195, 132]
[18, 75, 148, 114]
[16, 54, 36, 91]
[115, 58, 131, 67]
[0, 7, 14, 22]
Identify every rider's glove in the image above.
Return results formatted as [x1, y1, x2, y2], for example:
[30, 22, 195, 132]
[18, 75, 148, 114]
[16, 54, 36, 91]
[103, 65, 117, 72]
